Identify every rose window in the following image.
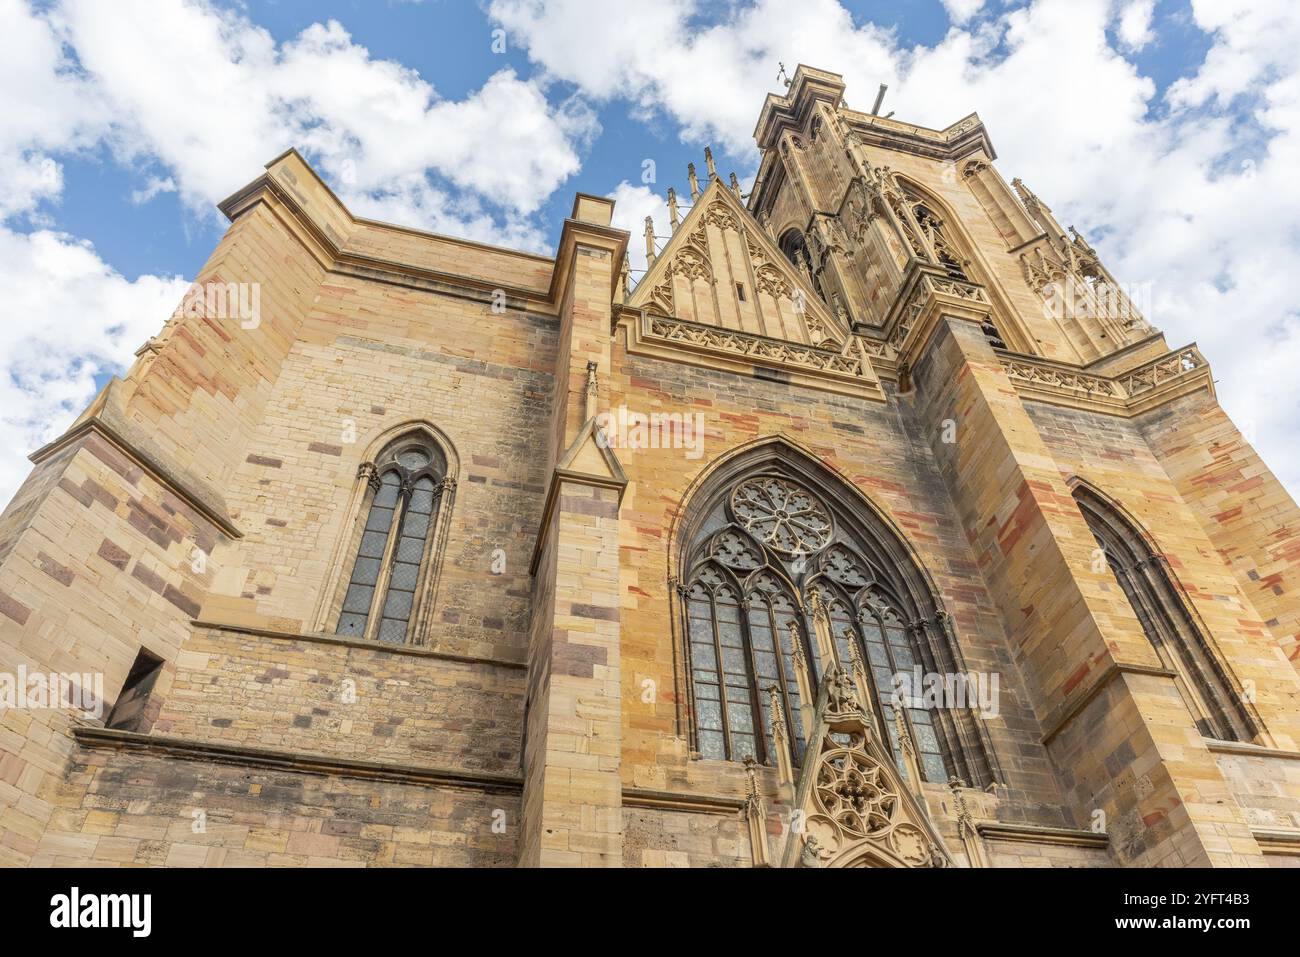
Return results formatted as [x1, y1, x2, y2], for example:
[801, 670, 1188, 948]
[815, 751, 896, 836]
[729, 477, 833, 556]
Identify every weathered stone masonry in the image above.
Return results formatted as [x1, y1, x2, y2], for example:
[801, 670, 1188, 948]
[1, 67, 1298, 868]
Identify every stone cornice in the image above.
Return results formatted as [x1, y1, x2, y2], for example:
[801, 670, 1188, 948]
[1252, 828, 1300, 855]
[839, 109, 996, 164]
[219, 149, 561, 310]
[621, 787, 747, 815]
[72, 727, 523, 794]
[999, 345, 1214, 418]
[752, 65, 848, 150]
[548, 216, 630, 313]
[1204, 739, 1300, 761]
[617, 308, 885, 400]
[190, 619, 527, 670]
[30, 379, 242, 539]
[975, 821, 1109, 848]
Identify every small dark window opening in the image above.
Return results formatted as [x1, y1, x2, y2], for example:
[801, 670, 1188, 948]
[736, 282, 747, 302]
[105, 648, 165, 731]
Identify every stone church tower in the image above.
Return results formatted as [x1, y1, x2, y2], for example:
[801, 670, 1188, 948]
[1, 65, 1298, 868]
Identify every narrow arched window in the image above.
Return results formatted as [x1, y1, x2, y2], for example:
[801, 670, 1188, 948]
[1074, 486, 1255, 742]
[336, 435, 451, 645]
[678, 468, 994, 786]
[807, 571, 953, 784]
[683, 520, 814, 764]
[856, 587, 949, 783]
[778, 228, 824, 301]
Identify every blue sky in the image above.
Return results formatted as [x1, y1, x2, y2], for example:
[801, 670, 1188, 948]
[1, 0, 1298, 502]
[41, 0, 1213, 279]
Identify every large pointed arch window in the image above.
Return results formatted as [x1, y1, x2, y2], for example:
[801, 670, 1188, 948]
[684, 528, 809, 765]
[679, 469, 994, 785]
[1074, 485, 1255, 742]
[336, 434, 453, 645]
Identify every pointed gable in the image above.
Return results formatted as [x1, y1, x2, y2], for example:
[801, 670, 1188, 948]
[628, 179, 847, 349]
[779, 667, 954, 868]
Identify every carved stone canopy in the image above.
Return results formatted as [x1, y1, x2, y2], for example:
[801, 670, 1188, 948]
[780, 665, 953, 869]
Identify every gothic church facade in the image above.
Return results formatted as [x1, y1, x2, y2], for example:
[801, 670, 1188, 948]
[1, 66, 1299, 868]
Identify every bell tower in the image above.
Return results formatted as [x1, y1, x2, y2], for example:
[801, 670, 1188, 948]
[745, 65, 1154, 371]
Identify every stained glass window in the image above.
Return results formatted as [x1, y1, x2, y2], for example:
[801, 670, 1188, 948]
[1076, 487, 1253, 743]
[681, 469, 984, 784]
[858, 594, 950, 783]
[336, 436, 447, 646]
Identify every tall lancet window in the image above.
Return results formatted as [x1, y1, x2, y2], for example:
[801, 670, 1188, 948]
[778, 228, 825, 302]
[336, 433, 453, 645]
[683, 525, 811, 765]
[677, 463, 995, 786]
[1074, 485, 1256, 743]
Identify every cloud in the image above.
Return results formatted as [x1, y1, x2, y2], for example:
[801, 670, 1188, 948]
[0, 0, 103, 221]
[942, 0, 986, 26]
[0, 0, 605, 505]
[608, 181, 673, 280]
[492, 0, 1300, 496]
[130, 176, 176, 206]
[50, 0, 596, 240]
[0, 226, 189, 497]
[1115, 0, 1155, 51]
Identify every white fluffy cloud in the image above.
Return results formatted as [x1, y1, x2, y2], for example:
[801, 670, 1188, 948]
[0, 227, 189, 496]
[942, 0, 987, 26]
[608, 181, 670, 278]
[0, 0, 601, 505]
[54, 0, 597, 238]
[492, 0, 1300, 496]
[1116, 0, 1156, 51]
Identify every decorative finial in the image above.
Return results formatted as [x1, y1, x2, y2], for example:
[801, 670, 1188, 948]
[809, 588, 828, 622]
[949, 777, 975, 832]
[742, 754, 760, 796]
[704, 146, 717, 181]
[844, 629, 864, 672]
[894, 705, 915, 757]
[729, 172, 742, 200]
[687, 162, 700, 202]
[644, 215, 656, 267]
[666, 186, 680, 230]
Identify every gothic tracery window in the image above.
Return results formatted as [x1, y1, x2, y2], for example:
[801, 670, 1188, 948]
[910, 201, 969, 282]
[336, 433, 452, 645]
[901, 188, 1007, 349]
[778, 228, 825, 302]
[1075, 486, 1254, 742]
[680, 469, 991, 784]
